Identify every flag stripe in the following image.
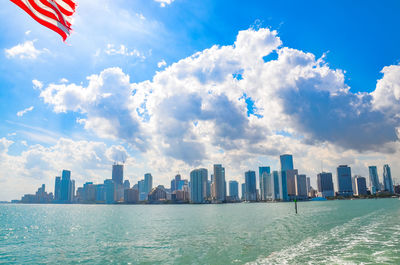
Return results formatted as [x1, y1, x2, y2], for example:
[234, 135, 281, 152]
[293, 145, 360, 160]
[10, 0, 69, 40]
[10, 0, 76, 41]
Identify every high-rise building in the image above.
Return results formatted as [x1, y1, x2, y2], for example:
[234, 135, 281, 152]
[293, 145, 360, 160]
[144, 173, 153, 194]
[190, 168, 208, 203]
[124, 188, 139, 203]
[336, 165, 353, 197]
[278, 171, 288, 201]
[138, 179, 146, 201]
[104, 179, 115, 204]
[170, 174, 182, 193]
[306, 177, 311, 194]
[60, 170, 72, 203]
[54, 176, 61, 201]
[259, 167, 270, 201]
[206, 180, 211, 199]
[229, 180, 239, 200]
[295, 174, 308, 199]
[241, 183, 245, 200]
[96, 184, 105, 203]
[264, 172, 276, 200]
[272, 171, 280, 200]
[280, 154, 294, 171]
[112, 164, 124, 186]
[317, 172, 334, 198]
[245, 171, 257, 201]
[286, 169, 298, 199]
[213, 164, 226, 202]
[383, 164, 394, 194]
[123, 180, 130, 190]
[368, 166, 380, 194]
[355, 176, 367, 196]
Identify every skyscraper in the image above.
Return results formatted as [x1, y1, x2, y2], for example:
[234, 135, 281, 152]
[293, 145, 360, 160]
[259, 166, 270, 201]
[295, 174, 308, 199]
[60, 170, 72, 203]
[241, 183, 245, 200]
[286, 169, 298, 199]
[104, 179, 115, 204]
[170, 174, 182, 193]
[123, 180, 130, 190]
[112, 164, 124, 186]
[138, 179, 146, 201]
[54, 176, 61, 201]
[278, 171, 288, 201]
[336, 165, 353, 197]
[264, 172, 276, 200]
[272, 171, 280, 200]
[229, 180, 239, 200]
[213, 164, 226, 202]
[144, 173, 153, 195]
[245, 170, 257, 201]
[355, 176, 367, 196]
[368, 166, 380, 194]
[383, 164, 394, 194]
[280, 154, 294, 171]
[317, 172, 334, 198]
[190, 168, 208, 203]
[306, 177, 311, 194]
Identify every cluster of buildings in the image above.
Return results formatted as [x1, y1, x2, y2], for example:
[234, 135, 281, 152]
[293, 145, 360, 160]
[15, 154, 398, 204]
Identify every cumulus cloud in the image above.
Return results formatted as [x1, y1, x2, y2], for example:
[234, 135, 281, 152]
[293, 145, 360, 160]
[38, 27, 400, 187]
[157, 59, 167, 68]
[16, 106, 34, 117]
[154, 0, 175, 7]
[32, 79, 43, 90]
[104, 44, 146, 59]
[4, 40, 44, 60]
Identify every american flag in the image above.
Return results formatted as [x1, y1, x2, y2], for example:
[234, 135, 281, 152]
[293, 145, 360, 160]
[10, 0, 77, 41]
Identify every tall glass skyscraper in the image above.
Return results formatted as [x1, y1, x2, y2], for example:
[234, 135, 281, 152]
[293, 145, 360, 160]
[259, 166, 270, 201]
[54, 176, 61, 201]
[112, 164, 124, 186]
[229, 180, 239, 200]
[245, 170, 257, 201]
[336, 165, 353, 197]
[280, 154, 294, 171]
[213, 164, 226, 202]
[60, 170, 72, 203]
[368, 166, 380, 194]
[190, 168, 208, 203]
[295, 174, 308, 199]
[104, 179, 115, 204]
[144, 173, 153, 194]
[317, 172, 334, 197]
[383, 164, 394, 194]
[279, 171, 288, 201]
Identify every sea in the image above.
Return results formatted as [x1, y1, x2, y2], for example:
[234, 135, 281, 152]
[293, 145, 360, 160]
[0, 198, 399, 264]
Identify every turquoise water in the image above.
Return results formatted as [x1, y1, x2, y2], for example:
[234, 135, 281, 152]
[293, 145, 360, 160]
[0, 199, 399, 264]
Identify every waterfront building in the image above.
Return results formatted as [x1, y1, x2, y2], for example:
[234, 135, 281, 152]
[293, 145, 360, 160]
[280, 154, 294, 171]
[241, 183, 245, 200]
[272, 171, 280, 200]
[368, 166, 380, 194]
[336, 165, 353, 197]
[60, 170, 73, 203]
[104, 179, 116, 204]
[124, 180, 130, 190]
[306, 177, 311, 194]
[229, 180, 239, 201]
[317, 172, 334, 198]
[20, 184, 53, 203]
[278, 171, 289, 201]
[259, 167, 270, 201]
[190, 168, 208, 203]
[383, 164, 394, 194]
[286, 169, 298, 199]
[148, 185, 167, 202]
[95, 184, 105, 203]
[54, 176, 61, 201]
[138, 179, 147, 201]
[112, 164, 124, 186]
[295, 174, 308, 199]
[245, 170, 257, 201]
[124, 188, 139, 203]
[206, 180, 211, 199]
[144, 173, 153, 194]
[170, 174, 182, 193]
[264, 172, 275, 200]
[355, 176, 368, 196]
[82, 182, 96, 203]
[213, 164, 226, 202]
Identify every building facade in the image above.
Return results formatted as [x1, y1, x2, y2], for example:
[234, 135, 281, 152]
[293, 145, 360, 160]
[336, 165, 353, 197]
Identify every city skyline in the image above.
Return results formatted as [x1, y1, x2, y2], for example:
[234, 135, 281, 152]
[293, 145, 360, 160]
[14, 153, 398, 204]
[2, 1, 400, 202]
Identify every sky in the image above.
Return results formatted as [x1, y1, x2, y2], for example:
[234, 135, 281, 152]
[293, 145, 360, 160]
[1, 0, 400, 201]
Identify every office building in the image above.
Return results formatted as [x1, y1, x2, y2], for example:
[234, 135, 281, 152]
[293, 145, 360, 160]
[112, 164, 123, 186]
[60, 170, 73, 203]
[104, 179, 116, 204]
[368, 166, 380, 194]
[144, 173, 153, 194]
[213, 164, 226, 202]
[259, 166, 270, 201]
[170, 174, 182, 193]
[355, 176, 367, 196]
[383, 164, 394, 193]
[280, 154, 294, 171]
[278, 171, 288, 201]
[286, 169, 298, 199]
[245, 170, 257, 201]
[54, 176, 61, 201]
[190, 168, 208, 203]
[229, 180, 239, 200]
[241, 183, 245, 200]
[148, 185, 167, 202]
[124, 188, 139, 203]
[124, 180, 130, 190]
[295, 174, 308, 199]
[336, 165, 353, 197]
[317, 172, 334, 198]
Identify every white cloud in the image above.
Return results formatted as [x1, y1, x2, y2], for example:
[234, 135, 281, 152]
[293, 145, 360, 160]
[157, 59, 167, 68]
[136, 13, 146, 20]
[16, 106, 34, 117]
[32, 79, 43, 90]
[104, 44, 146, 59]
[154, 0, 175, 7]
[4, 40, 43, 60]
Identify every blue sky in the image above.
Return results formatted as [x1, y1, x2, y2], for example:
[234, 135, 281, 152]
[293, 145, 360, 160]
[1, 0, 400, 200]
